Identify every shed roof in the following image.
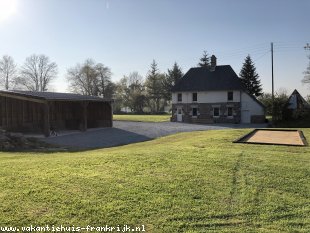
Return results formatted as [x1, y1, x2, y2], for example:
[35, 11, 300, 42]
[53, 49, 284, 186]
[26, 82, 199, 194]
[0, 90, 112, 102]
[287, 89, 310, 109]
[171, 65, 246, 92]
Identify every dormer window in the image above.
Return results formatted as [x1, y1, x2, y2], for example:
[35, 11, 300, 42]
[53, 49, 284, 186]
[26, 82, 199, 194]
[228, 91, 233, 101]
[177, 93, 182, 102]
[192, 93, 197, 102]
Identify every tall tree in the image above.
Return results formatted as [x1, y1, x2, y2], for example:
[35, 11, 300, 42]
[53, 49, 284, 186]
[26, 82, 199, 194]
[114, 72, 146, 113]
[302, 55, 310, 86]
[163, 62, 183, 101]
[95, 63, 114, 99]
[126, 72, 146, 113]
[67, 59, 113, 97]
[17, 54, 57, 91]
[67, 59, 98, 95]
[0, 55, 17, 90]
[258, 89, 289, 121]
[239, 55, 263, 97]
[198, 50, 210, 67]
[145, 60, 165, 113]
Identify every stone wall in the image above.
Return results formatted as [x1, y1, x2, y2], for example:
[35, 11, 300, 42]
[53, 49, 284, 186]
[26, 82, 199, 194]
[171, 102, 241, 123]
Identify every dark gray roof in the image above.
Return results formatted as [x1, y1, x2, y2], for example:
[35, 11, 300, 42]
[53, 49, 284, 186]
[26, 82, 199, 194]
[0, 90, 112, 102]
[171, 65, 246, 92]
[287, 89, 310, 109]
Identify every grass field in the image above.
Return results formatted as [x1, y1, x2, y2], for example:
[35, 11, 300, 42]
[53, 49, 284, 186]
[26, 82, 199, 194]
[114, 114, 170, 122]
[0, 129, 310, 232]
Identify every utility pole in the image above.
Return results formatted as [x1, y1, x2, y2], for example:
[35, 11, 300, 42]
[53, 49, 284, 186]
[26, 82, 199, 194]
[304, 43, 310, 51]
[271, 42, 274, 123]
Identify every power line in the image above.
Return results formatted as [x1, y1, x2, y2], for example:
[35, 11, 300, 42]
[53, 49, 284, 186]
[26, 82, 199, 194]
[253, 50, 270, 63]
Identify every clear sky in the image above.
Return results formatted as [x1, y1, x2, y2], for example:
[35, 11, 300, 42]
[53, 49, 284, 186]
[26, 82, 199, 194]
[0, 0, 310, 97]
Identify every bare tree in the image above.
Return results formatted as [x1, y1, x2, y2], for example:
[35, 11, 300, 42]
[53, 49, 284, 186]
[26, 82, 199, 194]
[114, 72, 146, 113]
[0, 55, 17, 90]
[67, 59, 113, 97]
[17, 54, 57, 91]
[67, 59, 98, 96]
[95, 63, 113, 98]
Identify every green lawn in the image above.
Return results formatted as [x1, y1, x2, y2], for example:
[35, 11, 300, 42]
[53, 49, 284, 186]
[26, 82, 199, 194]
[1, 129, 310, 232]
[114, 114, 170, 122]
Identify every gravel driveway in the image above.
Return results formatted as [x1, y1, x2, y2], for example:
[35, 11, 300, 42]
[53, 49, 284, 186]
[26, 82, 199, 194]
[43, 121, 267, 149]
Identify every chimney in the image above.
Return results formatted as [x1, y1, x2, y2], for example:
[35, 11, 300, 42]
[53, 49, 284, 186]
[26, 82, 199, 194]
[210, 55, 217, 71]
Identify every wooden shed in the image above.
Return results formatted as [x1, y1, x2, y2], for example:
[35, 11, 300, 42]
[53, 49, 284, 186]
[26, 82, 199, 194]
[0, 90, 113, 136]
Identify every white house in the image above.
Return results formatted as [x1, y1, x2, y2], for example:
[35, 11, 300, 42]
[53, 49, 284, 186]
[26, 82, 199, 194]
[171, 56, 265, 124]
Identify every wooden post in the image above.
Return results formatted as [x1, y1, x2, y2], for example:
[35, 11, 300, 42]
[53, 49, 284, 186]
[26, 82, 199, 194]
[110, 102, 113, 127]
[1, 97, 5, 127]
[43, 102, 50, 137]
[81, 101, 88, 131]
[5, 97, 9, 128]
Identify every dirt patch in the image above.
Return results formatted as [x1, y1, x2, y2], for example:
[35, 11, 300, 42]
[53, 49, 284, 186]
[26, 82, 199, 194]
[234, 129, 308, 146]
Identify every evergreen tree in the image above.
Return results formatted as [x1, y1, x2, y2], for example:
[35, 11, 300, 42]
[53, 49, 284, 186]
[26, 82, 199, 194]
[239, 55, 263, 97]
[198, 50, 210, 67]
[163, 62, 183, 101]
[302, 55, 310, 86]
[145, 60, 165, 113]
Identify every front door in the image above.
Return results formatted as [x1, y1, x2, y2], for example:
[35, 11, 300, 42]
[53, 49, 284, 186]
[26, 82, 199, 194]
[177, 108, 182, 122]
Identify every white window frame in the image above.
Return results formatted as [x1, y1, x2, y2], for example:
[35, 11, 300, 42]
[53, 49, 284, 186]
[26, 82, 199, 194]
[213, 107, 220, 118]
[227, 107, 233, 118]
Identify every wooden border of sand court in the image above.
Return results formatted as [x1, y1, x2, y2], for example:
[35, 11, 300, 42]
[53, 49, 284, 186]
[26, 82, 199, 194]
[233, 129, 308, 147]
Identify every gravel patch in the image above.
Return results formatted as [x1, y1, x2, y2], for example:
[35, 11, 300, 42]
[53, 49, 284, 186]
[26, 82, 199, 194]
[43, 121, 268, 149]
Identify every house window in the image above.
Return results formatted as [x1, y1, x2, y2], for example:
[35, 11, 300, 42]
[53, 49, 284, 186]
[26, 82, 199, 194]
[192, 108, 197, 117]
[192, 93, 197, 102]
[177, 93, 182, 102]
[227, 107, 233, 117]
[213, 107, 220, 117]
[228, 91, 233, 101]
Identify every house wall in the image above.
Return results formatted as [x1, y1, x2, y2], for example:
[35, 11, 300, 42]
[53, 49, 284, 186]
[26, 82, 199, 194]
[172, 91, 240, 104]
[171, 102, 241, 124]
[171, 91, 265, 124]
[240, 92, 265, 123]
[241, 92, 264, 115]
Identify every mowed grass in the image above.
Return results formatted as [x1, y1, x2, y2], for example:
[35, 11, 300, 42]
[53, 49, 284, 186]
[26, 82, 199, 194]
[114, 114, 170, 122]
[0, 129, 310, 232]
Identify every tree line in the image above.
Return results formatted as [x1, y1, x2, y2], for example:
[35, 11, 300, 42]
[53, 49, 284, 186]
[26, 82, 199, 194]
[0, 54, 57, 91]
[113, 60, 183, 113]
[0, 54, 183, 113]
[0, 51, 309, 114]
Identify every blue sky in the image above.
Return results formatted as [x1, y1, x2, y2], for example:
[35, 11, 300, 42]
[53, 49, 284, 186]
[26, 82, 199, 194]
[0, 0, 310, 96]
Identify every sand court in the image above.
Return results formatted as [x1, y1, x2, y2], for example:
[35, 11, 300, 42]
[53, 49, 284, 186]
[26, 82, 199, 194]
[234, 129, 308, 146]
